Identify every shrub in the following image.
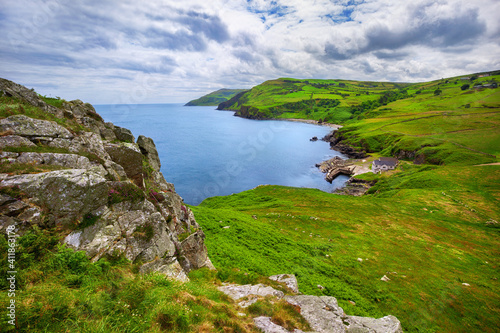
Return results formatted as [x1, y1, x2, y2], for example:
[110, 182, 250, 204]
[133, 223, 155, 242]
[461, 84, 470, 91]
[77, 213, 100, 230]
[434, 88, 442, 96]
[108, 182, 145, 205]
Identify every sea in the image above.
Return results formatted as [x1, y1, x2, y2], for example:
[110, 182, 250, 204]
[94, 104, 349, 205]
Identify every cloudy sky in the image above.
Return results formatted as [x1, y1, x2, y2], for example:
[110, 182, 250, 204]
[1, 0, 499, 104]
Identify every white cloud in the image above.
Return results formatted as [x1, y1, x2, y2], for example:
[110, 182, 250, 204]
[0, 0, 498, 103]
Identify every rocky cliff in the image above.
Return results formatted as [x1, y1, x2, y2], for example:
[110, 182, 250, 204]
[0, 78, 213, 281]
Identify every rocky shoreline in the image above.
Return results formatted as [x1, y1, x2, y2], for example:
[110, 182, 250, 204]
[281, 118, 342, 129]
[321, 130, 368, 159]
[313, 130, 374, 196]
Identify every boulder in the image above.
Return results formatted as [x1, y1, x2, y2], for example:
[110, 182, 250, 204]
[285, 295, 346, 333]
[269, 274, 299, 293]
[74, 132, 111, 161]
[100, 127, 117, 141]
[254, 317, 294, 333]
[81, 116, 105, 135]
[179, 230, 215, 272]
[103, 160, 128, 181]
[218, 283, 284, 301]
[64, 198, 178, 266]
[0, 169, 108, 226]
[0, 135, 36, 149]
[113, 126, 135, 142]
[139, 258, 189, 282]
[0, 115, 73, 139]
[16, 152, 92, 169]
[285, 295, 403, 333]
[137, 135, 161, 171]
[63, 99, 103, 121]
[104, 143, 144, 187]
[344, 315, 403, 333]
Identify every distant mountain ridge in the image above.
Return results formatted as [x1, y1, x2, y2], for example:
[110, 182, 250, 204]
[185, 88, 248, 106]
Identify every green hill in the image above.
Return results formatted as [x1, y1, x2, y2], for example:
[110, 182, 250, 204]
[193, 71, 500, 332]
[185, 88, 248, 106]
[218, 71, 500, 124]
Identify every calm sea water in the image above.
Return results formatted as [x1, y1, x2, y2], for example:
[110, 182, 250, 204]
[94, 104, 348, 205]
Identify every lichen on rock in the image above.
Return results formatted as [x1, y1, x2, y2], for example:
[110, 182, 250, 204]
[0, 77, 214, 282]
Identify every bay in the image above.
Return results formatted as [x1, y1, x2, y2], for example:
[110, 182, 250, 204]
[94, 104, 349, 205]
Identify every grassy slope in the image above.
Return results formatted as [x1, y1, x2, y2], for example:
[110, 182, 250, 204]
[336, 75, 500, 165]
[185, 89, 248, 106]
[192, 72, 500, 332]
[192, 165, 500, 333]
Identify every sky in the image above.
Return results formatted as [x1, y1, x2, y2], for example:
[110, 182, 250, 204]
[1, 0, 499, 104]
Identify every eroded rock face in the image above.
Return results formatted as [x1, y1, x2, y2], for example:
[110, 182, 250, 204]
[0, 169, 108, 226]
[0, 135, 36, 149]
[179, 230, 215, 271]
[0, 77, 214, 282]
[0, 115, 73, 139]
[104, 143, 144, 187]
[114, 126, 135, 142]
[137, 135, 161, 171]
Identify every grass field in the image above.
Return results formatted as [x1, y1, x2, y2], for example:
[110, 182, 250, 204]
[193, 70, 500, 332]
[192, 164, 500, 333]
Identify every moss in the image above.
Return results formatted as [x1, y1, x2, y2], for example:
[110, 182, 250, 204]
[177, 228, 198, 242]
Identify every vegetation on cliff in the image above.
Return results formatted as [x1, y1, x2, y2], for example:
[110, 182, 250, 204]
[185, 89, 248, 106]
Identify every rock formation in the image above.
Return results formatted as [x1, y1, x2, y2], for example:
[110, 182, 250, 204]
[219, 274, 403, 333]
[0, 78, 213, 280]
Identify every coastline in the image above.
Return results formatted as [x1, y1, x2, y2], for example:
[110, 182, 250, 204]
[276, 118, 342, 129]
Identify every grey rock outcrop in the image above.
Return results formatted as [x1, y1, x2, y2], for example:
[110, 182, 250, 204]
[0, 115, 73, 139]
[0, 135, 36, 149]
[286, 295, 402, 333]
[15, 153, 92, 169]
[104, 143, 144, 187]
[137, 135, 161, 171]
[218, 283, 285, 301]
[1, 169, 108, 226]
[270, 274, 299, 293]
[254, 317, 300, 333]
[0, 77, 213, 281]
[218, 278, 403, 333]
[113, 126, 135, 142]
[0, 78, 64, 118]
[218, 283, 285, 308]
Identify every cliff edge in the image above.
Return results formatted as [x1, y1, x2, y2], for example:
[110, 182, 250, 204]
[0, 78, 214, 281]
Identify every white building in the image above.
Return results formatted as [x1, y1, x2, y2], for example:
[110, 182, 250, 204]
[372, 157, 399, 173]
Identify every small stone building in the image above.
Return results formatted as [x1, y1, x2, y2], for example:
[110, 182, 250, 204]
[372, 157, 399, 173]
